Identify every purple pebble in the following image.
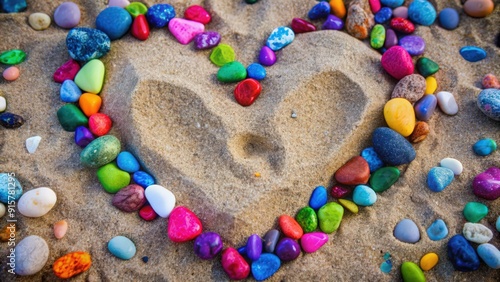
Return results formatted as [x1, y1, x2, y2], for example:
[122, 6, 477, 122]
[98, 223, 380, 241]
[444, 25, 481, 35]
[399, 35, 426, 56]
[194, 31, 221, 50]
[246, 234, 262, 261]
[384, 28, 398, 49]
[54, 2, 81, 29]
[275, 238, 301, 261]
[74, 126, 95, 148]
[259, 46, 276, 66]
[193, 232, 223, 260]
[323, 14, 344, 30]
[393, 6, 408, 19]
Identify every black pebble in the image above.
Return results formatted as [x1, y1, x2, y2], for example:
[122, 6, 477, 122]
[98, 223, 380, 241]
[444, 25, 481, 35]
[141, 256, 149, 263]
[496, 33, 500, 48]
[0, 112, 25, 129]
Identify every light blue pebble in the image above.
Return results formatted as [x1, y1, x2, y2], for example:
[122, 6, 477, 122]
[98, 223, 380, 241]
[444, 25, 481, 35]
[496, 216, 500, 232]
[266, 26, 295, 51]
[108, 236, 136, 260]
[251, 253, 281, 281]
[426, 219, 448, 241]
[460, 46, 487, 62]
[133, 171, 155, 188]
[309, 186, 327, 210]
[247, 63, 266, 81]
[472, 138, 497, 156]
[477, 89, 500, 121]
[380, 260, 392, 273]
[116, 151, 140, 173]
[307, 1, 330, 20]
[393, 218, 420, 243]
[408, 0, 437, 26]
[352, 185, 377, 206]
[477, 243, 500, 269]
[361, 147, 384, 172]
[60, 80, 82, 103]
[380, 0, 404, 8]
[427, 167, 454, 192]
[95, 7, 132, 41]
[0, 173, 23, 204]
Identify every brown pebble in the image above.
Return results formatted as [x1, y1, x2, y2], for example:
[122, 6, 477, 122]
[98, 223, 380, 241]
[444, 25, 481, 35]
[482, 73, 500, 89]
[463, 0, 494, 18]
[346, 1, 374, 40]
[391, 74, 426, 103]
[112, 184, 147, 212]
[0, 223, 16, 242]
[410, 121, 430, 143]
[335, 156, 370, 185]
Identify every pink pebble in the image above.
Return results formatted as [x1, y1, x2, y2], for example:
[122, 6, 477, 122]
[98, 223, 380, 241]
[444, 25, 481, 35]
[3, 66, 20, 81]
[393, 6, 408, 19]
[369, 0, 381, 14]
[300, 232, 328, 253]
[108, 0, 130, 8]
[381, 46, 414, 80]
[54, 219, 68, 239]
[221, 248, 250, 280]
[168, 18, 205, 45]
[482, 73, 500, 89]
[167, 206, 203, 242]
[53, 59, 80, 83]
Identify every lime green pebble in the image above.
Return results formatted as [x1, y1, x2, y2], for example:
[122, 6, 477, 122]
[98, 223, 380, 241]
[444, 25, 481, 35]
[370, 24, 385, 49]
[125, 2, 148, 17]
[338, 199, 358, 214]
[216, 61, 247, 83]
[75, 59, 105, 94]
[295, 206, 318, 233]
[80, 135, 121, 168]
[0, 49, 26, 65]
[369, 166, 400, 192]
[317, 202, 344, 233]
[57, 104, 88, 132]
[97, 163, 131, 193]
[463, 202, 488, 223]
[210, 44, 236, 67]
[401, 261, 426, 282]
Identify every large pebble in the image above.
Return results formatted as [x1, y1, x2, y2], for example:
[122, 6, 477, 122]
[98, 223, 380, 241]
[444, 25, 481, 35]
[54, 2, 81, 28]
[440, 158, 463, 175]
[401, 261, 425, 282]
[460, 46, 487, 62]
[221, 248, 250, 280]
[75, 59, 105, 94]
[52, 251, 92, 279]
[168, 206, 203, 243]
[66, 28, 111, 61]
[477, 88, 500, 120]
[18, 187, 56, 217]
[361, 147, 384, 172]
[427, 167, 454, 192]
[369, 166, 400, 192]
[295, 206, 318, 233]
[408, 0, 436, 26]
[394, 218, 420, 243]
[463, 222, 493, 244]
[96, 7, 132, 40]
[438, 8, 459, 30]
[391, 74, 426, 103]
[108, 235, 136, 260]
[251, 253, 281, 281]
[436, 91, 458, 115]
[28, 13, 51, 30]
[414, 94, 437, 121]
[372, 127, 416, 165]
[146, 3, 175, 28]
[463, 0, 494, 18]
[473, 138, 497, 156]
[266, 26, 295, 51]
[472, 167, 500, 200]
[112, 184, 146, 212]
[477, 243, 500, 269]
[345, 2, 374, 40]
[80, 135, 120, 168]
[168, 18, 204, 45]
[309, 186, 327, 210]
[14, 235, 49, 275]
[399, 35, 426, 56]
[334, 156, 370, 185]
[447, 234, 480, 271]
[0, 173, 23, 204]
[352, 185, 377, 206]
[317, 202, 343, 233]
[97, 163, 130, 193]
[381, 46, 414, 80]
[384, 98, 415, 137]
[463, 201, 488, 223]
[300, 232, 328, 253]
[145, 184, 176, 218]
[194, 232, 223, 260]
[275, 237, 300, 261]
[426, 219, 448, 241]
[57, 104, 88, 131]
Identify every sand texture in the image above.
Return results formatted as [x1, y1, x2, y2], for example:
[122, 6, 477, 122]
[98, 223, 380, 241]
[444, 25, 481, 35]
[0, 0, 499, 281]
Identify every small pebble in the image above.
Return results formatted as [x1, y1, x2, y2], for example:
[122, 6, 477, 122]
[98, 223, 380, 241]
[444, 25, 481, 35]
[300, 232, 328, 253]
[463, 0, 494, 18]
[392, 6, 408, 18]
[460, 46, 487, 62]
[80, 135, 120, 168]
[447, 234, 480, 271]
[168, 18, 205, 45]
[414, 95, 437, 121]
[108, 235, 136, 260]
[472, 167, 500, 200]
[463, 222, 493, 244]
[401, 261, 425, 282]
[473, 138, 497, 156]
[436, 91, 458, 115]
[409, 121, 430, 143]
[295, 206, 318, 233]
[291, 18, 316, 33]
[167, 206, 202, 242]
[369, 0, 381, 13]
[25, 136, 41, 154]
[329, 0, 346, 18]
[420, 252, 439, 271]
[427, 219, 448, 241]
[317, 202, 343, 233]
[184, 5, 211, 24]
[53, 220, 68, 239]
[210, 44, 235, 67]
[146, 3, 175, 28]
[194, 31, 221, 50]
[266, 26, 295, 51]
[251, 253, 281, 281]
[370, 24, 385, 49]
[97, 163, 130, 193]
[3, 66, 20, 81]
[108, 0, 130, 8]
[408, 0, 437, 26]
[322, 14, 344, 30]
[384, 98, 415, 137]
[426, 76, 437, 93]
[482, 74, 500, 89]
[144, 184, 176, 218]
[263, 229, 280, 253]
[427, 167, 454, 192]
[194, 232, 223, 259]
[0, 202, 5, 218]
[28, 12, 51, 30]
[278, 214, 303, 239]
[60, 80, 82, 103]
[352, 185, 377, 206]
[391, 74, 426, 103]
[246, 63, 266, 81]
[221, 248, 250, 280]
[111, 184, 146, 212]
[132, 170, 155, 188]
[0, 96, 6, 112]
[0, 49, 26, 65]
[258, 45, 276, 66]
[330, 184, 352, 198]
[308, 1, 330, 20]
[369, 166, 400, 192]
[440, 157, 463, 175]
[477, 88, 500, 120]
[416, 57, 439, 77]
[338, 198, 359, 214]
[374, 7, 392, 24]
[125, 2, 148, 17]
[217, 61, 247, 83]
[0, 112, 25, 129]
[53, 59, 80, 83]
[275, 237, 300, 261]
[0, 173, 23, 204]
[399, 35, 426, 56]
[394, 218, 420, 243]
[14, 235, 49, 275]
[381, 46, 414, 80]
[54, 2, 81, 28]
[477, 243, 500, 269]
[139, 204, 157, 221]
[52, 251, 92, 279]
[291, 111, 297, 118]
[309, 186, 327, 210]
[438, 8, 459, 30]
[141, 256, 149, 263]
[74, 126, 94, 148]
[390, 17, 415, 34]
[131, 14, 149, 41]
[384, 28, 397, 49]
[463, 202, 488, 223]
[361, 147, 384, 172]
[246, 234, 263, 261]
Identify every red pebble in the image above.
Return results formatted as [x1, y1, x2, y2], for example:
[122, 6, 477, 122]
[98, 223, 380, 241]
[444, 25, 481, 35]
[184, 5, 211, 24]
[221, 248, 250, 280]
[390, 17, 415, 34]
[334, 156, 370, 185]
[482, 73, 500, 89]
[234, 78, 262, 107]
[278, 214, 304, 240]
[53, 59, 80, 83]
[88, 113, 112, 136]
[330, 184, 352, 198]
[167, 206, 203, 243]
[381, 46, 414, 80]
[139, 205, 158, 221]
[291, 18, 317, 34]
[369, 0, 381, 14]
[131, 14, 150, 41]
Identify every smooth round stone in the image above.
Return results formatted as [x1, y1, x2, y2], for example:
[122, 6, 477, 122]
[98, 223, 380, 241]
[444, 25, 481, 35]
[390, 17, 415, 34]
[96, 7, 132, 41]
[80, 135, 120, 168]
[54, 2, 81, 28]
[258, 45, 276, 66]
[237, 246, 247, 256]
[246, 63, 266, 81]
[338, 198, 358, 214]
[278, 214, 303, 240]
[130, 16, 150, 41]
[352, 185, 377, 206]
[392, 74, 426, 103]
[3, 66, 20, 81]
[381, 46, 414, 80]
[383, 29, 397, 49]
[426, 76, 437, 94]
[53, 59, 80, 83]
[473, 167, 500, 200]
[369, 166, 400, 192]
[210, 44, 235, 67]
[66, 28, 110, 61]
[111, 184, 146, 212]
[477, 89, 500, 120]
[0, 202, 5, 217]
[263, 229, 280, 253]
[0, 96, 6, 112]
[369, 0, 381, 13]
[0, 173, 23, 204]
[427, 219, 448, 241]
[330, 0, 346, 18]
[167, 206, 203, 242]
[408, 0, 436, 26]
[52, 251, 92, 279]
[14, 235, 49, 275]
[108, 0, 130, 8]
[375, 7, 392, 24]
[447, 234, 480, 271]
[414, 94, 437, 121]
[139, 204, 157, 221]
[463, 0, 494, 18]
[266, 26, 295, 51]
[401, 261, 425, 282]
[427, 167, 454, 192]
[295, 206, 318, 233]
[89, 112, 111, 135]
[60, 80, 82, 102]
[74, 126, 94, 147]
[309, 186, 327, 210]
[28, 12, 51, 30]
[246, 234, 263, 261]
[416, 57, 439, 78]
[221, 248, 250, 280]
[53, 220, 68, 239]
[0, 112, 24, 129]
[323, 14, 344, 30]
[184, 5, 211, 24]
[384, 98, 415, 137]
[133, 171, 155, 188]
[472, 138, 497, 156]
[18, 187, 56, 217]
[393, 6, 408, 18]
[334, 156, 370, 185]
[477, 243, 500, 269]
[381, 0, 403, 8]
[440, 158, 463, 175]
[194, 232, 223, 259]
[330, 184, 352, 198]
[410, 120, 430, 143]
[463, 202, 488, 223]
[144, 184, 176, 218]
[438, 8, 459, 30]
[370, 24, 385, 49]
[57, 104, 88, 132]
[97, 163, 130, 193]
[394, 218, 420, 243]
[463, 222, 493, 244]
[361, 147, 384, 172]
[291, 18, 316, 34]
[275, 237, 300, 261]
[234, 78, 261, 106]
[194, 31, 221, 50]
[116, 151, 140, 173]
[146, 3, 175, 28]
[108, 236, 136, 260]
[251, 253, 281, 281]
[436, 91, 458, 115]
[125, 2, 148, 17]
[399, 35, 426, 56]
[300, 232, 328, 253]
[168, 18, 204, 45]
[308, 1, 330, 20]
[420, 252, 439, 271]
[0, 49, 26, 65]
[217, 61, 247, 83]
[460, 46, 487, 62]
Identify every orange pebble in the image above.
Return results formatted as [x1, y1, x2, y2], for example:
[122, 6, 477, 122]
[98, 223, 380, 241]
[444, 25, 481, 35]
[329, 0, 346, 18]
[79, 93, 102, 117]
[3, 66, 20, 81]
[53, 251, 92, 279]
[278, 214, 304, 239]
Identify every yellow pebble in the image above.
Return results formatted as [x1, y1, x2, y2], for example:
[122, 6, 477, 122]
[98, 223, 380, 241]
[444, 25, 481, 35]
[254, 172, 261, 177]
[420, 252, 439, 271]
[383, 98, 416, 137]
[425, 76, 437, 94]
[329, 0, 346, 18]
[338, 199, 358, 214]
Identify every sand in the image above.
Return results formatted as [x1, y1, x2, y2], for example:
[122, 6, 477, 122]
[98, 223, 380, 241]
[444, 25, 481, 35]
[0, 0, 499, 281]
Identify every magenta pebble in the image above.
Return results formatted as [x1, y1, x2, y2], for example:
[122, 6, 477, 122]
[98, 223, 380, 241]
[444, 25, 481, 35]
[193, 232, 223, 260]
[194, 31, 221, 50]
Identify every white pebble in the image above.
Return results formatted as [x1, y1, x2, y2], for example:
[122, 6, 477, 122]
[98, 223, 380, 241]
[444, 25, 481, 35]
[440, 157, 463, 175]
[144, 184, 176, 218]
[463, 222, 493, 244]
[0, 96, 6, 112]
[18, 187, 57, 217]
[436, 91, 458, 115]
[28, 12, 51, 31]
[26, 136, 41, 154]
[0, 202, 5, 218]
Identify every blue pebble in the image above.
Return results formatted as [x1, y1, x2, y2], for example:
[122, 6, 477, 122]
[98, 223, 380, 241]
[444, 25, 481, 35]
[146, 3, 176, 28]
[133, 171, 155, 188]
[237, 246, 247, 255]
[141, 256, 149, 263]
[60, 80, 82, 103]
[117, 151, 140, 173]
[427, 167, 454, 192]
[394, 218, 420, 243]
[108, 236, 136, 260]
[95, 7, 132, 41]
[496, 216, 500, 232]
[472, 138, 497, 156]
[372, 127, 416, 166]
[477, 243, 500, 269]
[1, 0, 26, 13]
[0, 173, 23, 204]
[361, 147, 384, 172]
[246, 234, 263, 261]
[307, 2, 330, 20]
[447, 234, 480, 272]
[375, 7, 393, 24]
[251, 253, 281, 281]
[309, 186, 328, 210]
[414, 94, 437, 121]
[266, 26, 295, 51]
[66, 27, 111, 61]
[380, 260, 393, 273]
[380, 0, 404, 8]
[460, 46, 487, 62]
[247, 63, 266, 81]
[352, 185, 377, 206]
[426, 219, 448, 241]
[477, 89, 500, 121]
[438, 8, 459, 30]
[408, 0, 437, 26]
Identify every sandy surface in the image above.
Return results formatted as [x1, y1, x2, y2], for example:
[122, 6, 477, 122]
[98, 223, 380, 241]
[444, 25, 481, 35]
[0, 0, 499, 281]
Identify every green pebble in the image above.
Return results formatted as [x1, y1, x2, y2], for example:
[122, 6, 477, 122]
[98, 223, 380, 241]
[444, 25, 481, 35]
[245, 0, 259, 4]
[370, 24, 385, 49]
[57, 104, 88, 132]
[97, 163, 131, 193]
[369, 166, 400, 192]
[295, 206, 318, 233]
[210, 44, 235, 67]
[75, 59, 105, 94]
[217, 61, 247, 83]
[463, 202, 488, 223]
[416, 57, 439, 77]
[0, 49, 26, 65]
[401, 261, 426, 282]
[80, 135, 121, 168]
[125, 2, 148, 17]
[317, 202, 344, 234]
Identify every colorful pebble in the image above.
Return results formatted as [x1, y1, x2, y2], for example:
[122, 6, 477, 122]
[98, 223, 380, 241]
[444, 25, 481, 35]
[390, 17, 415, 34]
[472, 138, 497, 156]
[60, 80, 82, 102]
[194, 232, 223, 259]
[144, 184, 176, 218]
[80, 135, 120, 168]
[338, 199, 358, 214]
[3, 66, 20, 81]
[79, 93, 102, 117]
[309, 186, 328, 210]
[111, 184, 146, 212]
[329, 0, 346, 18]
[374, 7, 392, 24]
[75, 59, 105, 94]
[384, 98, 416, 137]
[361, 147, 384, 172]
[146, 3, 175, 28]
[482, 73, 500, 89]
[291, 18, 316, 33]
[74, 126, 94, 147]
[334, 156, 370, 185]
[447, 234, 480, 271]
[116, 151, 140, 173]
[53, 251, 92, 279]
[477, 88, 500, 120]
[125, 2, 148, 17]
[472, 167, 500, 200]
[131, 14, 150, 41]
[53, 2, 81, 29]
[53, 220, 68, 239]
[266, 26, 295, 51]
[414, 94, 437, 121]
[409, 121, 430, 143]
[251, 253, 281, 281]
[372, 127, 416, 165]
[426, 219, 448, 241]
[168, 206, 203, 243]
[352, 185, 377, 206]
[369, 0, 381, 13]
[463, 202, 488, 223]
[393, 218, 420, 243]
[438, 8, 459, 30]
[345, 3, 374, 39]
[381, 46, 414, 80]
[184, 5, 211, 24]
[258, 45, 276, 66]
[460, 46, 487, 62]
[263, 229, 280, 253]
[275, 237, 300, 261]
[108, 235, 136, 260]
[278, 214, 303, 239]
[210, 44, 235, 67]
[97, 163, 130, 193]
[66, 28, 111, 61]
[392, 6, 408, 18]
[300, 232, 328, 253]
[330, 184, 352, 198]
[308, 1, 330, 20]
[0, 49, 26, 65]
[246, 63, 266, 81]
[217, 61, 247, 83]
[425, 76, 437, 93]
[463, 0, 494, 18]
[108, 0, 130, 8]
[168, 18, 205, 45]
[408, 0, 437, 26]
[399, 35, 426, 56]
[401, 261, 425, 282]
[369, 166, 400, 192]
[57, 104, 88, 132]
[317, 202, 343, 233]
[0, 112, 24, 129]
[246, 234, 263, 261]
[417, 57, 439, 78]
[53, 59, 80, 83]
[323, 14, 344, 30]
[477, 243, 500, 269]
[427, 167, 454, 192]
[0, 173, 23, 203]
[96, 7, 132, 40]
[221, 248, 250, 280]
[392, 74, 426, 103]
[194, 31, 221, 50]
[370, 24, 385, 49]
[139, 204, 157, 221]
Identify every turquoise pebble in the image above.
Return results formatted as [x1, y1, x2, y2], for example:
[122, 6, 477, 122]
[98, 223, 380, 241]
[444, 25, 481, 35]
[380, 0, 403, 8]
[0, 173, 23, 204]
[108, 235, 136, 260]
[472, 138, 497, 156]
[477, 89, 500, 121]
[132, 171, 155, 188]
[380, 260, 392, 273]
[116, 151, 140, 173]
[463, 201, 488, 223]
[1, 0, 26, 13]
[393, 218, 420, 243]
[460, 46, 487, 62]
[95, 7, 132, 40]
[426, 219, 448, 241]
[60, 80, 82, 103]
[266, 26, 294, 51]
[408, 0, 437, 26]
[496, 216, 500, 232]
[251, 253, 281, 281]
[477, 243, 500, 269]
[246, 63, 266, 81]
[427, 167, 454, 192]
[352, 185, 377, 206]
[309, 186, 327, 210]
[361, 147, 384, 172]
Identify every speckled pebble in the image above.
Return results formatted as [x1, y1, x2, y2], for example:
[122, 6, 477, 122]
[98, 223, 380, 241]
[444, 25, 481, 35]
[477, 89, 500, 120]
[463, 222, 493, 244]
[266, 26, 295, 51]
[391, 74, 426, 103]
[0, 173, 23, 204]
[146, 3, 175, 28]
[408, 0, 437, 26]
[361, 147, 384, 172]
[447, 234, 480, 271]
[251, 253, 281, 281]
[372, 127, 416, 166]
[66, 27, 111, 61]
